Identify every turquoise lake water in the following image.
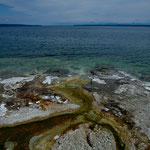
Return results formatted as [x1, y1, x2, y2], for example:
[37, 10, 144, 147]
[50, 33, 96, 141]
[0, 26, 150, 80]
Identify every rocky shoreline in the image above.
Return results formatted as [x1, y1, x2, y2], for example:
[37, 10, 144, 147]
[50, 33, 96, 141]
[0, 65, 150, 150]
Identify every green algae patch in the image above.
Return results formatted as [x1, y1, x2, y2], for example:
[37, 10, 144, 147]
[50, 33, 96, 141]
[55, 86, 93, 111]
[56, 77, 89, 87]
[0, 114, 86, 150]
[53, 77, 94, 111]
[29, 114, 86, 150]
[84, 109, 134, 150]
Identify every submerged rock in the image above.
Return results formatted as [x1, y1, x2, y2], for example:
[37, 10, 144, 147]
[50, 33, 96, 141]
[44, 68, 70, 76]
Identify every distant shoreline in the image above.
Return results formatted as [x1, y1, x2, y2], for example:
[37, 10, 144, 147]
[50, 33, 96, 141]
[0, 24, 150, 27]
[74, 24, 150, 27]
[0, 24, 42, 27]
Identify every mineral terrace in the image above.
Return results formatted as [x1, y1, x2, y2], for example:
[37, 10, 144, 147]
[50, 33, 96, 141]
[0, 65, 150, 150]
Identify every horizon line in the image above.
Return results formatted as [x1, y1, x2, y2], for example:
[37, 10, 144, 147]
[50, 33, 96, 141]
[0, 23, 150, 27]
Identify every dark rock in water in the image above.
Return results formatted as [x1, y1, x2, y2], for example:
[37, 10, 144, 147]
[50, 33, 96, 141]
[0, 71, 22, 79]
[140, 76, 150, 82]
[44, 68, 70, 76]
[70, 66, 80, 70]
[95, 64, 116, 70]
[139, 71, 150, 82]
[91, 64, 116, 75]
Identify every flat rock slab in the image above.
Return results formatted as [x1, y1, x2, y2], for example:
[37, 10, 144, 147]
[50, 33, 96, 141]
[51, 124, 116, 150]
[0, 75, 80, 127]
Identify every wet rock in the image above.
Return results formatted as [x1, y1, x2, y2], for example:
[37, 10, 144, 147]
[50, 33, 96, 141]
[0, 71, 22, 79]
[140, 76, 150, 82]
[84, 78, 119, 93]
[91, 64, 116, 74]
[44, 68, 70, 76]
[4, 141, 17, 150]
[139, 72, 150, 82]
[0, 84, 4, 93]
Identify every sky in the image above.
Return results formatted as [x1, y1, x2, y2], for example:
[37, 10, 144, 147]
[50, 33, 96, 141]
[0, 0, 150, 25]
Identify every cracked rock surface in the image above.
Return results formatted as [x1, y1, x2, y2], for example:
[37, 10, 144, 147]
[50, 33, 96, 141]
[51, 124, 116, 150]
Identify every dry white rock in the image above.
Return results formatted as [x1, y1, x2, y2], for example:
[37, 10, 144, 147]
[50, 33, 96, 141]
[0, 76, 35, 85]
[0, 103, 7, 117]
[54, 135, 60, 140]
[42, 76, 58, 85]
[92, 77, 106, 84]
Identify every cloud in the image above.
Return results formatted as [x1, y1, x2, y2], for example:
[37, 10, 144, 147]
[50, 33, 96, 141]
[0, 0, 150, 24]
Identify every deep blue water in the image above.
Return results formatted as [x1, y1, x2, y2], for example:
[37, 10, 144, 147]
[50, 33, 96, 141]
[0, 26, 150, 80]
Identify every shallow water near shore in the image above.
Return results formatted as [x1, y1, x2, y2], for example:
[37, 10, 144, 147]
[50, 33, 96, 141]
[0, 26, 150, 80]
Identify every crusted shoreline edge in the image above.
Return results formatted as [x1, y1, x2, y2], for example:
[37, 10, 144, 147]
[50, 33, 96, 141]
[0, 66, 150, 150]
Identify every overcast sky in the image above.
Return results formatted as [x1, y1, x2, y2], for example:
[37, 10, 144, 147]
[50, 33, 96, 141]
[0, 0, 150, 25]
